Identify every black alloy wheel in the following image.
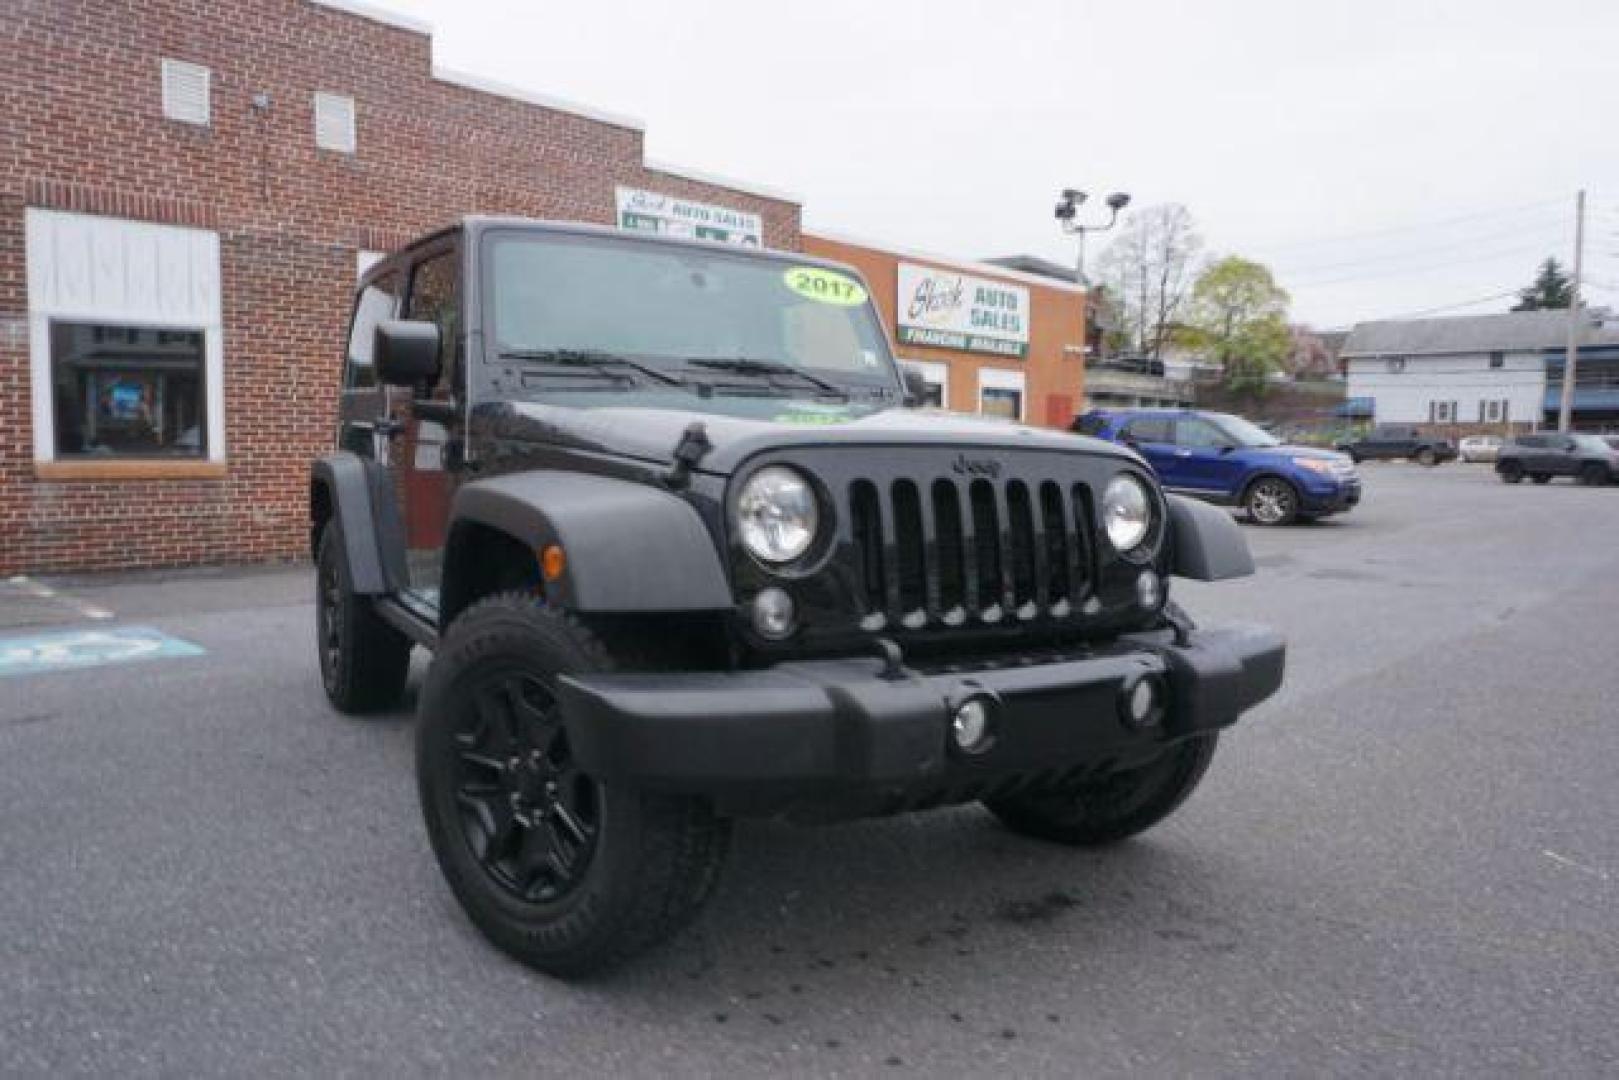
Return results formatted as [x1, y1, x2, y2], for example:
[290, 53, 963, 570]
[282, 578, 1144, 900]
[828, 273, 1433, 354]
[315, 522, 411, 713]
[985, 734, 1219, 846]
[416, 593, 730, 976]
[449, 671, 598, 903]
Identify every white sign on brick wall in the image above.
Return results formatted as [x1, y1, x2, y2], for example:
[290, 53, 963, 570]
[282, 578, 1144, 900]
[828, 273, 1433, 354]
[615, 186, 762, 247]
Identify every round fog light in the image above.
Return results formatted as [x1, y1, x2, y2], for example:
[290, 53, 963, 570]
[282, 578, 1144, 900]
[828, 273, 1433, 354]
[1121, 676, 1162, 727]
[951, 696, 996, 755]
[751, 587, 796, 640]
[1136, 570, 1162, 610]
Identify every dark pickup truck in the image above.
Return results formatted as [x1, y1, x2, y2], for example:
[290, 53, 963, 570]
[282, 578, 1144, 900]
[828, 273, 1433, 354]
[310, 217, 1285, 974]
[1336, 424, 1457, 465]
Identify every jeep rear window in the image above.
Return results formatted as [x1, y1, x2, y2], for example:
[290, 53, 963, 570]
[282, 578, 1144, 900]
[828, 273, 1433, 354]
[485, 233, 895, 386]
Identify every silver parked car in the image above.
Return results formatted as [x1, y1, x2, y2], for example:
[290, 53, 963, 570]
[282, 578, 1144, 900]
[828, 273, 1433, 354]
[1459, 435, 1504, 463]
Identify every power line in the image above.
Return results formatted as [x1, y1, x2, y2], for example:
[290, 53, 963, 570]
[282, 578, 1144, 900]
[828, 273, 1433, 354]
[1245, 198, 1564, 254]
[1288, 242, 1558, 288]
[1271, 218, 1566, 276]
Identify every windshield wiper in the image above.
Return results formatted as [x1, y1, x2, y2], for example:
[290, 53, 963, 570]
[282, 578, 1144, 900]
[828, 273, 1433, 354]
[499, 348, 686, 388]
[684, 357, 848, 399]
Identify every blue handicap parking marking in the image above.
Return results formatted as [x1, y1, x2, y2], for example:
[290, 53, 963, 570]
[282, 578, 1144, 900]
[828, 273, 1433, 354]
[0, 626, 205, 678]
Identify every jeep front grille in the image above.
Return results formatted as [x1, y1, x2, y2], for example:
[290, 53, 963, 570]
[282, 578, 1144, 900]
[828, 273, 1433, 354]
[847, 477, 1095, 630]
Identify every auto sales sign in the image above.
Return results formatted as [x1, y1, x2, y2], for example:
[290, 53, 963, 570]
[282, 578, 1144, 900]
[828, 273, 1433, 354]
[896, 263, 1029, 358]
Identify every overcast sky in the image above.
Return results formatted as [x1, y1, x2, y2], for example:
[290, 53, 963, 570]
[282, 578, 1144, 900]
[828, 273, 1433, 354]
[378, 0, 1618, 328]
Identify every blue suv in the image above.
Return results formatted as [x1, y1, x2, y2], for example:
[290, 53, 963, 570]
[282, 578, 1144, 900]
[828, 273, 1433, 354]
[1075, 409, 1361, 525]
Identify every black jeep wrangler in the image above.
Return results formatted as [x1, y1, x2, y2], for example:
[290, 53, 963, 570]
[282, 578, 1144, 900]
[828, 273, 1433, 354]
[310, 218, 1285, 975]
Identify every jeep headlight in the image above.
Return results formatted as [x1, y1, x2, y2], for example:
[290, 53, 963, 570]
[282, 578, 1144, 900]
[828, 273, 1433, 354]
[1101, 473, 1154, 553]
[736, 466, 819, 564]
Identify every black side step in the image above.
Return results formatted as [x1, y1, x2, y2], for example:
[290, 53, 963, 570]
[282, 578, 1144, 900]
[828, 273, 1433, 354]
[374, 595, 438, 650]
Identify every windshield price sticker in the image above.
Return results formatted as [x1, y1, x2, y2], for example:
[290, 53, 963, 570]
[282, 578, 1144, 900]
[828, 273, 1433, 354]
[784, 267, 868, 306]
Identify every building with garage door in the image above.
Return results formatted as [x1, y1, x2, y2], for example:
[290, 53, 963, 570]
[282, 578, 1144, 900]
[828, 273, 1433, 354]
[803, 233, 1087, 428]
[0, 0, 799, 574]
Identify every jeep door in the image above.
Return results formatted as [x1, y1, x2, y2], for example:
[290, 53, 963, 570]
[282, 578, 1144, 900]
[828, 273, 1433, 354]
[387, 241, 464, 606]
[1120, 415, 1182, 487]
[1172, 415, 1246, 498]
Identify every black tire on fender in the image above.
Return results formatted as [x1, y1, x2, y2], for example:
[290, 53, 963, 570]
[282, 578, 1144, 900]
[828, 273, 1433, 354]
[985, 734, 1218, 846]
[316, 521, 412, 713]
[415, 592, 730, 976]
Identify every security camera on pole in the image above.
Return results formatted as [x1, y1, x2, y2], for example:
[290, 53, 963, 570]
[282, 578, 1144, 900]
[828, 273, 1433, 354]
[1054, 187, 1131, 287]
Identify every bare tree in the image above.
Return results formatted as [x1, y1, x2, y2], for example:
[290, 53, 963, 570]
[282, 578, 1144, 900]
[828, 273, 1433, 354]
[1094, 204, 1202, 358]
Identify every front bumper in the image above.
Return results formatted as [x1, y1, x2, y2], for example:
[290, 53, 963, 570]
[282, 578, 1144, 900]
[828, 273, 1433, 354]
[1301, 477, 1361, 514]
[559, 623, 1285, 819]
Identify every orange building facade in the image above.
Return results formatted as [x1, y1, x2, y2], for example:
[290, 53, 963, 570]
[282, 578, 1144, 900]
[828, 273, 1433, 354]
[803, 233, 1087, 429]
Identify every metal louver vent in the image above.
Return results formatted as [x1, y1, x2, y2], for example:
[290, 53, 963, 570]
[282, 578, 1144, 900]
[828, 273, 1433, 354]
[314, 92, 356, 154]
[161, 59, 211, 126]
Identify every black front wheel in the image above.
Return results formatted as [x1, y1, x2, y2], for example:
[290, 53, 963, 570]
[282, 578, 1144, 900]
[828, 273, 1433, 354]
[1580, 463, 1609, 487]
[985, 735, 1218, 846]
[416, 593, 730, 976]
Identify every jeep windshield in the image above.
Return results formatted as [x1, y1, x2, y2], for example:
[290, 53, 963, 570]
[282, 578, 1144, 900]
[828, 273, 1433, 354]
[485, 232, 900, 410]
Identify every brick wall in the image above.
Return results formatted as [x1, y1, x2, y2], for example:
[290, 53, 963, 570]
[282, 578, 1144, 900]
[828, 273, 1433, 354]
[0, 0, 800, 574]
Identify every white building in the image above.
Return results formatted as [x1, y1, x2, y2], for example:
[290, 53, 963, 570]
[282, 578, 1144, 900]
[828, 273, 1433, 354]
[1341, 311, 1619, 429]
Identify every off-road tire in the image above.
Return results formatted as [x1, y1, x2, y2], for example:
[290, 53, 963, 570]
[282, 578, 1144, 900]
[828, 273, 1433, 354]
[316, 522, 411, 713]
[1579, 463, 1608, 487]
[1415, 447, 1437, 467]
[1244, 476, 1300, 526]
[416, 591, 730, 976]
[1499, 461, 1523, 483]
[985, 734, 1219, 846]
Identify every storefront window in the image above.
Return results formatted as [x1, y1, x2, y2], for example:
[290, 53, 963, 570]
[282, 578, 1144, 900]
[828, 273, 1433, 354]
[980, 386, 1022, 420]
[50, 322, 207, 458]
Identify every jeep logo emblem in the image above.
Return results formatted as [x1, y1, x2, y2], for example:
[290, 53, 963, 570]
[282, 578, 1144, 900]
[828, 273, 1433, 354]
[951, 454, 1002, 479]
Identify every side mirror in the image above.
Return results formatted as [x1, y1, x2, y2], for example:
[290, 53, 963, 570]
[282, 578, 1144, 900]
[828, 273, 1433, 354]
[901, 367, 930, 407]
[375, 319, 441, 388]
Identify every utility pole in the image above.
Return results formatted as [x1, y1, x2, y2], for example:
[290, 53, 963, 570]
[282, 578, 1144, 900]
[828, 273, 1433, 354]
[1557, 189, 1585, 432]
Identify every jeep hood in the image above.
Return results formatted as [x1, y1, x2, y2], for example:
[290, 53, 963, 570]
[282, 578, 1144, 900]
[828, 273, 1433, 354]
[482, 398, 1135, 474]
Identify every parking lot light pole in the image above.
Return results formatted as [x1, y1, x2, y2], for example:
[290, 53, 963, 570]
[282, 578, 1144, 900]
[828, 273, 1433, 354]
[1055, 188, 1131, 287]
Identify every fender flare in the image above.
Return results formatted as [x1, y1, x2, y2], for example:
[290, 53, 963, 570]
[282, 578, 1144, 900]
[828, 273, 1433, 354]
[449, 471, 733, 613]
[1166, 494, 1255, 581]
[310, 453, 408, 595]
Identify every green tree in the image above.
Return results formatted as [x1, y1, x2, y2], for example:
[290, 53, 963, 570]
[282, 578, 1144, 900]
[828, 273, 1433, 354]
[1510, 258, 1572, 311]
[1189, 257, 1290, 394]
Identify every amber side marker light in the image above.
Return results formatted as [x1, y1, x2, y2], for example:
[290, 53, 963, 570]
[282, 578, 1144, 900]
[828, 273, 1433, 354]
[541, 544, 567, 582]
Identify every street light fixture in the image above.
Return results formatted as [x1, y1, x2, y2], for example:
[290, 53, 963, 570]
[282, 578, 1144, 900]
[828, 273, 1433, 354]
[1055, 187, 1131, 285]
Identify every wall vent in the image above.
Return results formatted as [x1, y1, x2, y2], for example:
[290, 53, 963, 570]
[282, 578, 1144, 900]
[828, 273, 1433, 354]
[161, 59, 211, 126]
[314, 92, 357, 154]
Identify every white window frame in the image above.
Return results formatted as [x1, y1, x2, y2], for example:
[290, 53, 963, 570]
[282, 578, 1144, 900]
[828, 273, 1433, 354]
[25, 209, 226, 465]
[977, 366, 1026, 421]
[901, 358, 949, 408]
[161, 58, 211, 126]
[314, 92, 357, 154]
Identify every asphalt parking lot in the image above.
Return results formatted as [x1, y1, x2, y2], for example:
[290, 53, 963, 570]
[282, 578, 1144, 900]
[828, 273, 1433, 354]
[2, 462, 1616, 1076]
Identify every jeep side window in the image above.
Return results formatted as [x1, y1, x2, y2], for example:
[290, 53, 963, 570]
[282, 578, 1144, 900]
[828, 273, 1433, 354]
[406, 250, 461, 401]
[345, 270, 402, 389]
